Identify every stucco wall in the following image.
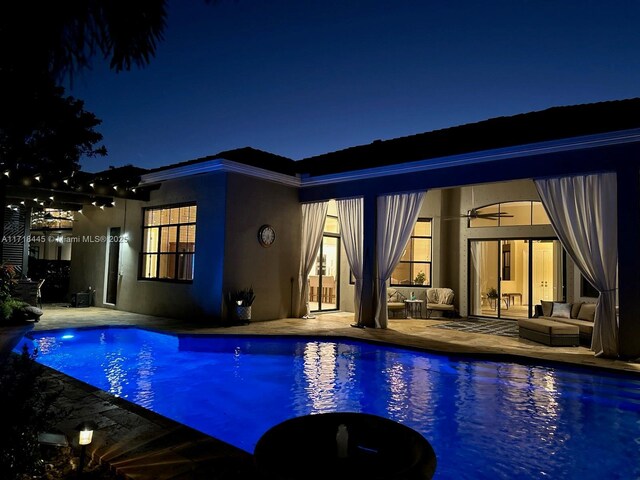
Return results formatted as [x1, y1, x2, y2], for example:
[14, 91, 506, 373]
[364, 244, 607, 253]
[70, 173, 227, 321]
[223, 173, 301, 321]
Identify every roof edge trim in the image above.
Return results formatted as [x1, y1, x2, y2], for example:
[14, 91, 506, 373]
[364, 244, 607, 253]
[139, 159, 301, 187]
[299, 128, 640, 187]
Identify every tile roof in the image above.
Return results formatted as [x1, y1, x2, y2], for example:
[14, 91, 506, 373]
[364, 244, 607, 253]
[297, 98, 640, 177]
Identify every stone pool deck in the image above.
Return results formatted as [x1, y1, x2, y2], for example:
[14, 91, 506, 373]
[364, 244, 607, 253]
[2, 305, 639, 479]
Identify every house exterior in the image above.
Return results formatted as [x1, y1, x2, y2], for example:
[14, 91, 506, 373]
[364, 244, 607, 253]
[64, 99, 640, 358]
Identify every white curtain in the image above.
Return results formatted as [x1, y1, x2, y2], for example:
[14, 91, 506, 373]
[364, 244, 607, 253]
[535, 173, 618, 357]
[298, 201, 329, 318]
[469, 241, 489, 316]
[374, 191, 425, 328]
[336, 197, 364, 325]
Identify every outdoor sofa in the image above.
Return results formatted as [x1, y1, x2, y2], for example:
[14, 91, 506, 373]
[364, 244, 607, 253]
[518, 301, 596, 346]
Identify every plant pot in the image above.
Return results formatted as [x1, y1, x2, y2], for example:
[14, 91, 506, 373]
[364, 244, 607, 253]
[236, 306, 252, 321]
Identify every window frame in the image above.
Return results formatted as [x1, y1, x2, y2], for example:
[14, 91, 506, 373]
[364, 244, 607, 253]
[390, 217, 432, 288]
[139, 202, 197, 283]
[468, 201, 551, 228]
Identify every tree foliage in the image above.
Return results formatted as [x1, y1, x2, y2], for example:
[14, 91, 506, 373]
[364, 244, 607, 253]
[1, 0, 167, 82]
[0, 0, 168, 176]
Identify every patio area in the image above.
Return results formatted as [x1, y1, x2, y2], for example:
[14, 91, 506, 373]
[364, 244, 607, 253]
[2, 305, 639, 479]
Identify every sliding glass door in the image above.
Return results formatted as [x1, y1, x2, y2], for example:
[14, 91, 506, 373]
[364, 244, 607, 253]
[308, 201, 340, 312]
[469, 239, 564, 319]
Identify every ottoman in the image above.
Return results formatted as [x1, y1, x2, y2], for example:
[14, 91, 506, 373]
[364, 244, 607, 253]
[518, 318, 580, 347]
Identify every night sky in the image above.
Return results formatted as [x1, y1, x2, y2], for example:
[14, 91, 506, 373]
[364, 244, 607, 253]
[71, 1, 640, 173]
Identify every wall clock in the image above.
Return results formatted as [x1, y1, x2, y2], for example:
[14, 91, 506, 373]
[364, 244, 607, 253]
[258, 224, 276, 247]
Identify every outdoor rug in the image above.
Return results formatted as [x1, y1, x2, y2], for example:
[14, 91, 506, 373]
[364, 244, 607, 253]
[429, 317, 519, 338]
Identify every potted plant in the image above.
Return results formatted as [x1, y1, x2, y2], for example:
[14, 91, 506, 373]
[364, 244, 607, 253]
[414, 271, 426, 285]
[487, 287, 499, 300]
[227, 287, 255, 323]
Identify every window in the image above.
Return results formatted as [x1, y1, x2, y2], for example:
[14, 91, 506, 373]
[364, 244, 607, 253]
[581, 275, 599, 298]
[469, 201, 551, 227]
[140, 204, 197, 281]
[391, 218, 432, 287]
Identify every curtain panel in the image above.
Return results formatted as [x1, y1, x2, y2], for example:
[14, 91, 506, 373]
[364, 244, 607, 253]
[374, 191, 425, 328]
[535, 173, 618, 357]
[298, 201, 329, 318]
[336, 197, 364, 325]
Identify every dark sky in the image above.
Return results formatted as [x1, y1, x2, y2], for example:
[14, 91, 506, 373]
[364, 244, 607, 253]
[72, 0, 640, 172]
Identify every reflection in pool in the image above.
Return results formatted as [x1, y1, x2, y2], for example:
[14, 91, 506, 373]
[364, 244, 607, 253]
[17, 327, 640, 480]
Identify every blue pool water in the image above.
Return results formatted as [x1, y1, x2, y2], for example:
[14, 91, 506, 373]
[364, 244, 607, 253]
[16, 327, 640, 479]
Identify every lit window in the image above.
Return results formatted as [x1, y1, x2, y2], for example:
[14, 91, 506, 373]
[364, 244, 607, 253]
[469, 201, 551, 227]
[391, 218, 432, 287]
[140, 204, 196, 281]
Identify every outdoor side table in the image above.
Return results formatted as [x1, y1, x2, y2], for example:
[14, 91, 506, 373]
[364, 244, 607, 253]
[404, 299, 423, 318]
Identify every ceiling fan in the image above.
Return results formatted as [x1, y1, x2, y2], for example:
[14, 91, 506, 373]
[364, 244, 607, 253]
[461, 208, 513, 220]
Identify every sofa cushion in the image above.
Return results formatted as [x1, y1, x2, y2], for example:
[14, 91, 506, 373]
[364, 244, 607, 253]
[426, 289, 439, 303]
[578, 303, 596, 322]
[440, 290, 454, 305]
[551, 317, 594, 336]
[427, 303, 455, 311]
[518, 318, 579, 335]
[551, 302, 571, 319]
[541, 300, 554, 317]
[570, 302, 584, 319]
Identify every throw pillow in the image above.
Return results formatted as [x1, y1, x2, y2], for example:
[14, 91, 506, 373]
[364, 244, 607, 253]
[571, 302, 584, 319]
[577, 303, 596, 322]
[426, 289, 439, 304]
[551, 302, 571, 319]
[441, 290, 454, 305]
[541, 300, 554, 317]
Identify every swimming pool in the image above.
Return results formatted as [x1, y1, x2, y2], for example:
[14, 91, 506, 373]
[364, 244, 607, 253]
[16, 327, 640, 479]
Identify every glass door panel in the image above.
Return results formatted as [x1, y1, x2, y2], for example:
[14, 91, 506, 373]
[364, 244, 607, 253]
[469, 240, 500, 318]
[500, 240, 529, 319]
[532, 240, 564, 304]
[309, 235, 339, 312]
